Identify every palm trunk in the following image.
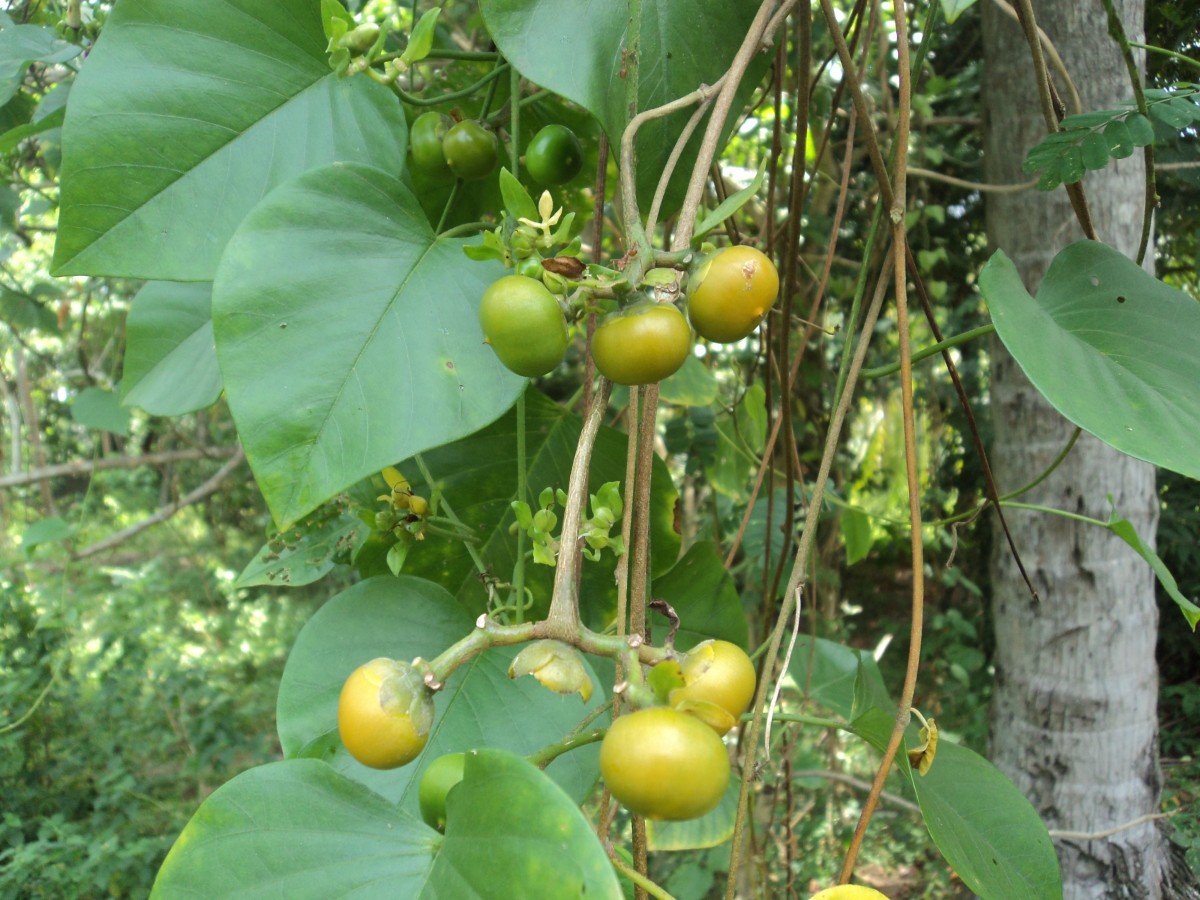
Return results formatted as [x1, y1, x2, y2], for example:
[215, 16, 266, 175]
[981, 1, 1172, 896]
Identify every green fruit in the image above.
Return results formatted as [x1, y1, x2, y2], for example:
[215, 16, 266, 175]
[419, 752, 467, 831]
[479, 275, 570, 377]
[592, 301, 691, 385]
[525, 124, 584, 186]
[409, 112, 452, 177]
[443, 120, 499, 181]
[600, 707, 730, 820]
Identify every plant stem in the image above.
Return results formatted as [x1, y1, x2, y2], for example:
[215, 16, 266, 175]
[508, 65, 521, 175]
[672, 0, 794, 252]
[628, 383, 659, 640]
[1129, 41, 1200, 71]
[861, 324, 996, 379]
[608, 850, 677, 900]
[725, 253, 893, 898]
[413, 454, 489, 579]
[513, 390, 528, 623]
[390, 63, 509, 107]
[526, 728, 607, 768]
[839, 0, 922, 877]
[544, 379, 613, 639]
[1100, 0, 1155, 266]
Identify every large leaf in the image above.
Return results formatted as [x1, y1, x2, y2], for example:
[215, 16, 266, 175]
[909, 741, 1062, 899]
[399, 387, 681, 620]
[432, 748, 622, 899]
[478, 0, 770, 214]
[979, 240, 1200, 480]
[151, 760, 435, 898]
[153, 751, 622, 898]
[212, 162, 523, 527]
[122, 282, 221, 416]
[786, 636, 891, 723]
[275, 576, 607, 812]
[0, 24, 81, 106]
[71, 386, 131, 435]
[783, 638, 1061, 896]
[649, 541, 748, 651]
[52, 0, 405, 280]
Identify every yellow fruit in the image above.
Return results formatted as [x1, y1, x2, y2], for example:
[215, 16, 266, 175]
[809, 885, 893, 900]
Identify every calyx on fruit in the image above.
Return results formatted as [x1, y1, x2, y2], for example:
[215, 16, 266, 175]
[508, 639, 594, 702]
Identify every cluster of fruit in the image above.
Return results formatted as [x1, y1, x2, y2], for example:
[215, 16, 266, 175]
[601, 638, 756, 820]
[336, 639, 756, 825]
[410, 114, 583, 187]
[479, 243, 780, 386]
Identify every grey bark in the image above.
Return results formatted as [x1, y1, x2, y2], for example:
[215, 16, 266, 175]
[981, 1, 1172, 897]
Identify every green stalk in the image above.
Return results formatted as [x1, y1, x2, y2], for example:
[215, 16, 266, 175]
[513, 390, 528, 623]
[861, 324, 996, 379]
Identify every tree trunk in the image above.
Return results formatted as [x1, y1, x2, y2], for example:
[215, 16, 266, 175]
[981, 1, 1172, 897]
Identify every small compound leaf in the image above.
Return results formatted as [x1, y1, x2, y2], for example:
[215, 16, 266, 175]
[320, 0, 355, 40]
[21, 516, 75, 556]
[398, 388, 681, 619]
[122, 282, 221, 416]
[1057, 109, 1123, 130]
[431, 749, 622, 899]
[1103, 118, 1135, 159]
[213, 162, 523, 527]
[400, 9, 441, 66]
[1125, 112, 1156, 145]
[786, 636, 891, 723]
[658, 355, 719, 407]
[693, 158, 768, 243]
[0, 103, 63, 154]
[1148, 94, 1200, 129]
[0, 287, 57, 332]
[939, 0, 979, 24]
[151, 760, 436, 898]
[1080, 131, 1111, 170]
[1057, 144, 1085, 185]
[842, 506, 873, 566]
[980, 241, 1200, 482]
[0, 25, 81, 106]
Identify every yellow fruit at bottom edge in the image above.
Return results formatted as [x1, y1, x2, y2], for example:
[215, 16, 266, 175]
[809, 885, 893, 900]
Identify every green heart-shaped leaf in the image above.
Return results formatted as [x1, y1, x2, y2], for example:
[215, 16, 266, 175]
[213, 162, 523, 526]
[122, 281, 221, 416]
[980, 240, 1200, 481]
[150, 759, 435, 898]
[53, 0, 405, 280]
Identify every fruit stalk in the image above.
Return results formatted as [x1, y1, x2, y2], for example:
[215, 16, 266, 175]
[544, 377, 613, 640]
